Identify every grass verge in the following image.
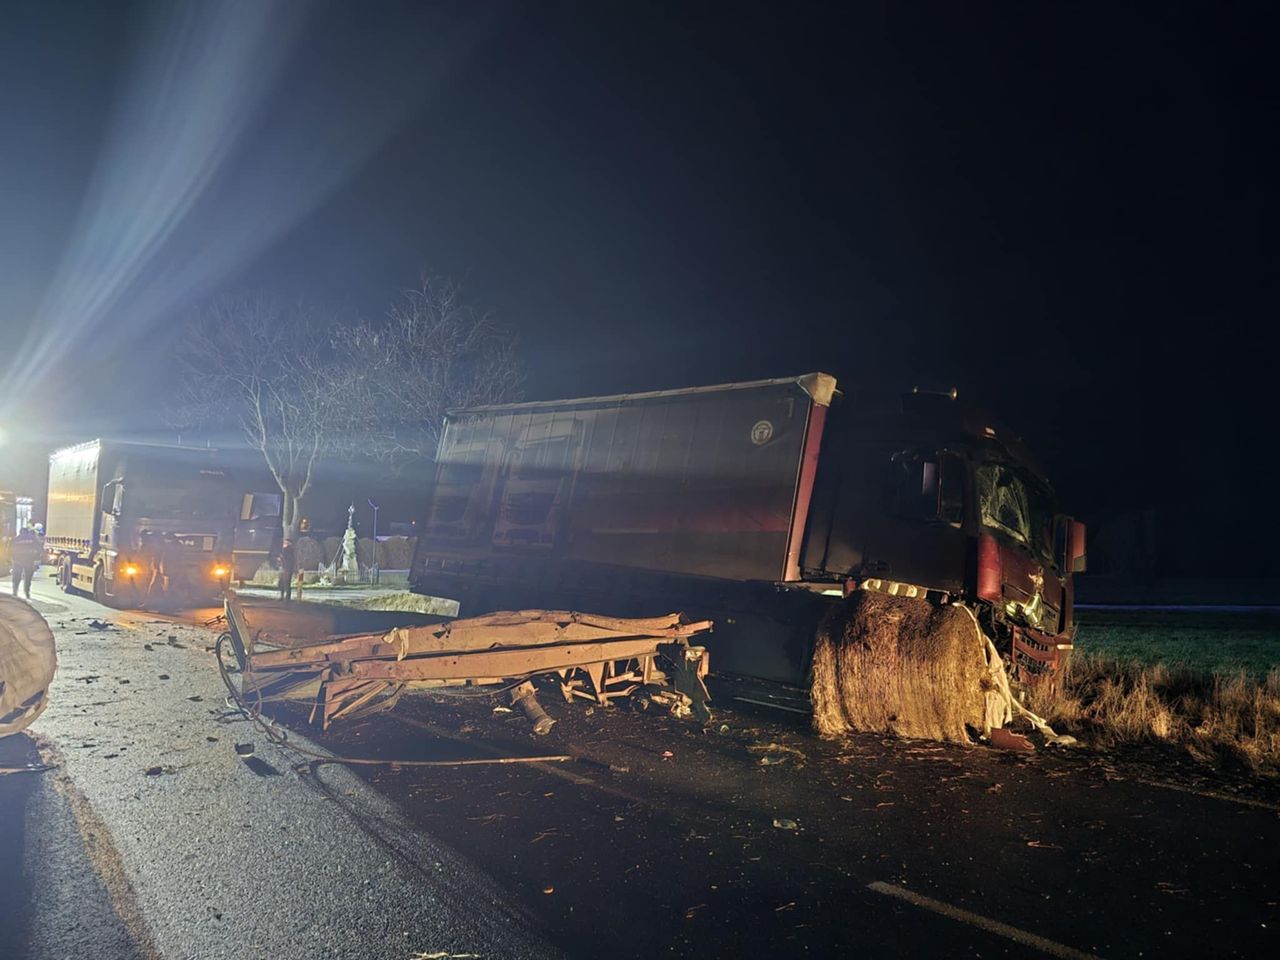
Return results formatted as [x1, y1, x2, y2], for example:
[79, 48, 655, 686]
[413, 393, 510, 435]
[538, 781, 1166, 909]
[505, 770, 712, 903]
[1029, 655, 1280, 775]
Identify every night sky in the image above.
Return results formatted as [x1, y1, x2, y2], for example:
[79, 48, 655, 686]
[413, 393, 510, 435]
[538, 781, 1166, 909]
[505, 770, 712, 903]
[1, 2, 1275, 575]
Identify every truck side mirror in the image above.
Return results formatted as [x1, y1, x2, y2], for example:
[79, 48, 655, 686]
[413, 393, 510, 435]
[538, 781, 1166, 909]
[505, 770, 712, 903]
[1070, 519, 1087, 573]
[1055, 515, 1087, 573]
[102, 480, 123, 517]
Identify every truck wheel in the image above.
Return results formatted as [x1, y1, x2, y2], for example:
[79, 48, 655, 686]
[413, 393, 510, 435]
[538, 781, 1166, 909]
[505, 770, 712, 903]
[93, 563, 115, 607]
[60, 558, 76, 594]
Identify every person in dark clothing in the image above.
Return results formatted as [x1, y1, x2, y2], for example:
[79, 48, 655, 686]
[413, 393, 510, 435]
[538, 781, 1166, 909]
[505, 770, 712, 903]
[140, 530, 162, 598]
[11, 527, 41, 599]
[277, 539, 296, 601]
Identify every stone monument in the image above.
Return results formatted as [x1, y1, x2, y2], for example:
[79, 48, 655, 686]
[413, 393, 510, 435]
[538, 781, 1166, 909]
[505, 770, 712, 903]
[340, 503, 360, 580]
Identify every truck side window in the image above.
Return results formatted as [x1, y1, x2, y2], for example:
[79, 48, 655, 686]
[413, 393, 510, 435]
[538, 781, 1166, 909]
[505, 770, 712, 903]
[938, 453, 964, 524]
[891, 452, 965, 523]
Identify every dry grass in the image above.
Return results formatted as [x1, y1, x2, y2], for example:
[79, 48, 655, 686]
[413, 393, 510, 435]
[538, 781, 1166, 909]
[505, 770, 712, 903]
[812, 591, 988, 743]
[1027, 655, 1280, 774]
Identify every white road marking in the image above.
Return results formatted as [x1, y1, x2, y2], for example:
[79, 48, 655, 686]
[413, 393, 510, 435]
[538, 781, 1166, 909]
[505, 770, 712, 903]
[866, 881, 1102, 960]
[1135, 778, 1280, 814]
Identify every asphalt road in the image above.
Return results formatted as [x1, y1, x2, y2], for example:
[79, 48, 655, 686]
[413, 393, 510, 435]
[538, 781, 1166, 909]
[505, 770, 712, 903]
[3, 572, 1279, 959]
[1, 572, 559, 960]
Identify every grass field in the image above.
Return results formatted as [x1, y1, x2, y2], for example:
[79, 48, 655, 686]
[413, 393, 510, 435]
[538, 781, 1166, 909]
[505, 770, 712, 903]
[1034, 607, 1280, 773]
[1074, 607, 1280, 675]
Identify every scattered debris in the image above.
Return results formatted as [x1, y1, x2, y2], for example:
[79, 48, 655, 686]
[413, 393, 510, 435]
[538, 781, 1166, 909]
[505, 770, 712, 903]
[990, 728, 1035, 753]
[187, 696, 203, 703]
[542, 886, 555, 895]
[158, 674, 170, 681]
[772, 818, 799, 830]
[749, 742, 807, 766]
[87, 620, 111, 630]
[235, 742, 255, 757]
[224, 600, 712, 729]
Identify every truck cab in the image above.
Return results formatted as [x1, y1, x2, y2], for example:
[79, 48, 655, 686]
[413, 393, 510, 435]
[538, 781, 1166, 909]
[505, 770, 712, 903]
[802, 391, 1086, 683]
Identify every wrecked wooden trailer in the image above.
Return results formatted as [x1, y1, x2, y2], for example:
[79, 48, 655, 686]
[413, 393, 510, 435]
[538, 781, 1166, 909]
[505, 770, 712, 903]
[220, 598, 712, 730]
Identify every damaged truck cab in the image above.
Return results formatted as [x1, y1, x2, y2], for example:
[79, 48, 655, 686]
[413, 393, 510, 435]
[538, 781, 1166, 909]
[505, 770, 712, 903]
[409, 374, 1084, 708]
[802, 389, 1086, 686]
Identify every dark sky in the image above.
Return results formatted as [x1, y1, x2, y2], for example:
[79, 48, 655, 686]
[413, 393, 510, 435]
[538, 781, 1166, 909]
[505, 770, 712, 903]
[1, 1, 1275, 573]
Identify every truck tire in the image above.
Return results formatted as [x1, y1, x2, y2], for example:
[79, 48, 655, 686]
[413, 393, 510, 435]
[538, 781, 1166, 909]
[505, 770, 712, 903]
[59, 557, 76, 595]
[92, 563, 114, 607]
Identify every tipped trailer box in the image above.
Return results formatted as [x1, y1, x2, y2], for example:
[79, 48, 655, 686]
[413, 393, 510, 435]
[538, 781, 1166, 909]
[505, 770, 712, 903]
[46, 440, 240, 607]
[409, 374, 1085, 702]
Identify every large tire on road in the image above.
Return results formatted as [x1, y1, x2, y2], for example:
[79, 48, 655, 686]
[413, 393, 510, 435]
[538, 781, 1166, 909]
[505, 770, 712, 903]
[0, 595, 57, 737]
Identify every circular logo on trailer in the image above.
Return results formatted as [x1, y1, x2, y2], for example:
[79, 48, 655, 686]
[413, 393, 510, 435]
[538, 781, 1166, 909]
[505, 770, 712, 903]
[750, 420, 774, 445]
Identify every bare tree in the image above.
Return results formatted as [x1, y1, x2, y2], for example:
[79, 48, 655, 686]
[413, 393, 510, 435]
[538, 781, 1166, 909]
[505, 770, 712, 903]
[173, 294, 346, 537]
[335, 275, 522, 469]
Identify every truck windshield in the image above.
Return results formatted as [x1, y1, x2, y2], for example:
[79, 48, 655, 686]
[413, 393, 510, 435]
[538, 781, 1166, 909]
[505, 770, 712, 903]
[975, 462, 1054, 564]
[130, 468, 233, 522]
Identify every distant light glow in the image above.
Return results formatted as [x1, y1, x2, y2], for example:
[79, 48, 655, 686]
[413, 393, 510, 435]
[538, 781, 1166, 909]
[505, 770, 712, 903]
[0, 1, 491, 418]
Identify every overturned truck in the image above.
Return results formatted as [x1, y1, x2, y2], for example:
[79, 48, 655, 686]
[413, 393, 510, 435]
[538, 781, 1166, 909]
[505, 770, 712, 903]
[406, 374, 1086, 739]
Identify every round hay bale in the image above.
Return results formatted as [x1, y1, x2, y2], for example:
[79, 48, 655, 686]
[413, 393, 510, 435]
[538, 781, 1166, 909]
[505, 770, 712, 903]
[811, 590, 986, 743]
[296, 537, 324, 570]
[0, 596, 57, 737]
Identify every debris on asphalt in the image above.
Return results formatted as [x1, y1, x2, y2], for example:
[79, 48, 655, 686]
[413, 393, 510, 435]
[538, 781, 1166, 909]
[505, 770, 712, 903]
[990, 728, 1035, 753]
[772, 818, 799, 830]
[749, 742, 807, 765]
[158, 674, 170, 680]
[235, 742, 256, 757]
[87, 619, 111, 630]
[144, 644, 154, 651]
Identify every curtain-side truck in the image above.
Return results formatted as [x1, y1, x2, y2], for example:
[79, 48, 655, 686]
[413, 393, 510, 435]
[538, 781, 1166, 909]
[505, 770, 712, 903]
[45, 440, 240, 607]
